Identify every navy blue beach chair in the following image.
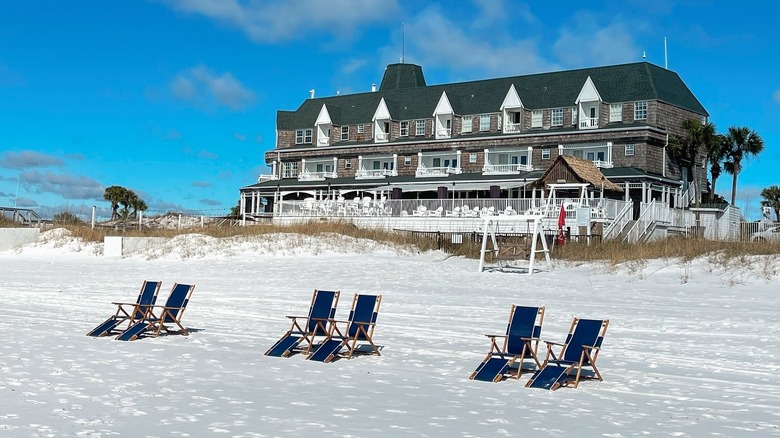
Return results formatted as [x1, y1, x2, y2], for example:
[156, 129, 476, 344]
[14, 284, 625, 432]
[265, 289, 340, 357]
[87, 280, 162, 337]
[308, 293, 382, 363]
[526, 318, 609, 390]
[470, 305, 545, 382]
[116, 283, 196, 341]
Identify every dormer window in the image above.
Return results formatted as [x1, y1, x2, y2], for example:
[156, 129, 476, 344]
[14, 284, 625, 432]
[531, 110, 543, 128]
[479, 115, 490, 131]
[341, 126, 349, 141]
[415, 119, 425, 136]
[634, 101, 647, 120]
[296, 129, 313, 144]
[551, 109, 563, 126]
[400, 121, 409, 137]
[610, 104, 622, 122]
[462, 116, 473, 133]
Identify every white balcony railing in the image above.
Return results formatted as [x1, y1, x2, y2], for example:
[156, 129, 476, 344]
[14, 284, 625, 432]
[436, 128, 451, 138]
[504, 123, 522, 133]
[415, 163, 461, 177]
[298, 169, 337, 181]
[592, 160, 613, 169]
[355, 167, 397, 179]
[375, 132, 389, 142]
[317, 137, 330, 145]
[257, 174, 279, 182]
[579, 117, 598, 129]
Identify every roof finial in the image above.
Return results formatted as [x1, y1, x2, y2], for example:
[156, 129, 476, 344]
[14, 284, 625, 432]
[642, 51, 646, 60]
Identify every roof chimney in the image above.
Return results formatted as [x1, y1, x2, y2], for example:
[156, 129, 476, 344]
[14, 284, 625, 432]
[371, 84, 376, 92]
[309, 89, 315, 99]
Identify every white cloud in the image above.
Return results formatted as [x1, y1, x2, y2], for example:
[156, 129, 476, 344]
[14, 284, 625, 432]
[171, 64, 255, 111]
[20, 170, 104, 201]
[163, 0, 399, 43]
[391, 6, 556, 78]
[773, 89, 780, 105]
[0, 151, 64, 169]
[552, 13, 640, 67]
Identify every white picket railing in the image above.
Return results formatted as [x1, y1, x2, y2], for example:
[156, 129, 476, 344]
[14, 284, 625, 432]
[603, 200, 633, 240]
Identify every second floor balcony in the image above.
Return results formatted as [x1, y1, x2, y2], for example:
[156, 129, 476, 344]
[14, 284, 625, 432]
[504, 122, 522, 133]
[298, 158, 338, 181]
[416, 151, 462, 178]
[579, 116, 598, 129]
[355, 154, 398, 179]
[482, 148, 533, 175]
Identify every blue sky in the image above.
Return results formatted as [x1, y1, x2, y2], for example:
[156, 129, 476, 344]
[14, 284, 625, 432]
[0, 0, 778, 220]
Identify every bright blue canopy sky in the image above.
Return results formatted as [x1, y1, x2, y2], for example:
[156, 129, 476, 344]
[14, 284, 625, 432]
[1, 0, 778, 220]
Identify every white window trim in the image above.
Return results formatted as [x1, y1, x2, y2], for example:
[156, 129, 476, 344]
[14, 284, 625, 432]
[541, 148, 550, 159]
[400, 121, 409, 137]
[634, 101, 647, 120]
[357, 124, 364, 134]
[415, 119, 425, 136]
[625, 144, 635, 156]
[304, 129, 312, 144]
[610, 104, 622, 122]
[469, 152, 477, 163]
[404, 155, 412, 166]
[551, 109, 563, 126]
[345, 158, 352, 169]
[479, 114, 490, 132]
[462, 116, 473, 133]
[340, 126, 349, 141]
[295, 129, 304, 145]
[531, 110, 543, 128]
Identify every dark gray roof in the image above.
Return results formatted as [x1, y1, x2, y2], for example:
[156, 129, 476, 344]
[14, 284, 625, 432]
[277, 62, 707, 130]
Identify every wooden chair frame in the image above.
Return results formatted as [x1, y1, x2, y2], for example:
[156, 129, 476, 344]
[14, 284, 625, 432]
[323, 294, 382, 361]
[538, 318, 609, 389]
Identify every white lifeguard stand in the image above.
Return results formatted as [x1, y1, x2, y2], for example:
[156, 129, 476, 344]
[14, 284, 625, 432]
[478, 213, 552, 275]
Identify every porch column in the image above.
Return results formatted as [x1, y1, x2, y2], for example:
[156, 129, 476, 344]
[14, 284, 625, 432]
[642, 182, 648, 203]
[527, 146, 533, 168]
[558, 144, 564, 158]
[417, 152, 423, 170]
[358, 155, 363, 171]
[301, 158, 306, 174]
[271, 160, 277, 179]
[239, 192, 246, 216]
[607, 142, 613, 164]
[392, 154, 397, 174]
[332, 157, 338, 177]
[456, 150, 462, 172]
[483, 148, 490, 167]
[625, 182, 630, 201]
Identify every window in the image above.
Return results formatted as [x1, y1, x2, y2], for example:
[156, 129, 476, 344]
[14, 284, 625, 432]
[610, 104, 622, 122]
[531, 110, 543, 128]
[541, 148, 550, 159]
[304, 129, 312, 143]
[282, 162, 298, 178]
[372, 160, 381, 170]
[462, 116, 473, 133]
[357, 124, 364, 134]
[400, 121, 409, 137]
[295, 129, 304, 144]
[469, 152, 477, 163]
[551, 109, 563, 126]
[571, 107, 578, 125]
[634, 101, 647, 120]
[341, 126, 349, 141]
[432, 157, 441, 167]
[625, 144, 635, 156]
[479, 114, 490, 131]
[345, 158, 352, 169]
[404, 155, 412, 166]
[415, 119, 425, 136]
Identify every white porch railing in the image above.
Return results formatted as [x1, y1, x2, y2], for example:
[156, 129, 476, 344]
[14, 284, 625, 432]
[436, 128, 451, 138]
[257, 174, 279, 183]
[623, 200, 667, 244]
[504, 123, 522, 133]
[579, 117, 598, 129]
[592, 160, 613, 169]
[482, 163, 533, 174]
[317, 137, 330, 145]
[375, 132, 389, 142]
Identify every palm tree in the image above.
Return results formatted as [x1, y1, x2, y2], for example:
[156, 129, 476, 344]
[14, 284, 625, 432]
[706, 134, 728, 203]
[103, 186, 128, 220]
[723, 126, 765, 206]
[670, 119, 716, 209]
[760, 185, 780, 221]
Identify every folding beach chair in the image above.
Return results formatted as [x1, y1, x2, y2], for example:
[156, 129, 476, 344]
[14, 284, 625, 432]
[526, 318, 609, 390]
[470, 305, 544, 382]
[87, 280, 162, 337]
[265, 289, 340, 357]
[308, 293, 382, 363]
[116, 283, 196, 341]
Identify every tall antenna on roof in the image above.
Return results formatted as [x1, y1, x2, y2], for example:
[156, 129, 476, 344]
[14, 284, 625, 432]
[401, 22, 405, 63]
[664, 37, 668, 69]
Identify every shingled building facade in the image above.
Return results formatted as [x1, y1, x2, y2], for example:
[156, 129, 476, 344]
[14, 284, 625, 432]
[241, 61, 708, 216]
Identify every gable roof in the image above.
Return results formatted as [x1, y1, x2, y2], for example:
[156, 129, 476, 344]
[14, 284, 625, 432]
[277, 61, 707, 130]
[532, 155, 623, 192]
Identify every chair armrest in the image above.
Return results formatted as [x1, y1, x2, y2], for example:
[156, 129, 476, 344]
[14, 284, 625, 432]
[484, 334, 507, 339]
[544, 340, 566, 347]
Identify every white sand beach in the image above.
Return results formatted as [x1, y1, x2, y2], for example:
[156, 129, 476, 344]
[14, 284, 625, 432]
[1, 230, 779, 437]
